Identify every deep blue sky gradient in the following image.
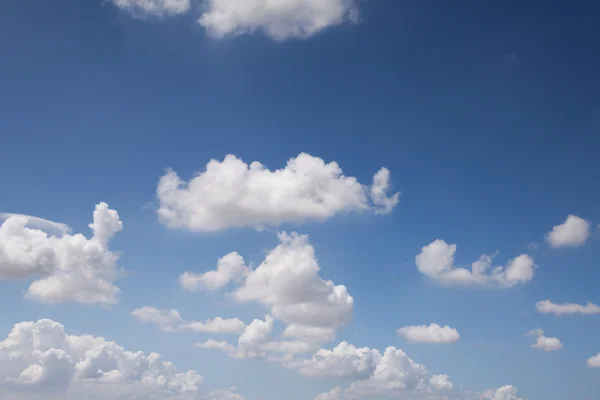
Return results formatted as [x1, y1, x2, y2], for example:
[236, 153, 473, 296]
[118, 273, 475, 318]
[1, 1, 599, 399]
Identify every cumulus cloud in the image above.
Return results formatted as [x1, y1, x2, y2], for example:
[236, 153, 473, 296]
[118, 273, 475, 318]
[198, 0, 360, 41]
[527, 329, 562, 352]
[192, 232, 353, 358]
[198, 314, 319, 359]
[157, 153, 399, 232]
[478, 385, 525, 400]
[314, 387, 342, 400]
[396, 323, 460, 344]
[343, 346, 429, 398]
[0, 203, 123, 304]
[179, 252, 250, 292]
[588, 353, 600, 368]
[546, 215, 590, 248]
[110, 0, 191, 17]
[415, 240, 535, 287]
[131, 307, 245, 334]
[0, 319, 204, 399]
[429, 374, 453, 391]
[535, 300, 600, 316]
[295, 341, 381, 378]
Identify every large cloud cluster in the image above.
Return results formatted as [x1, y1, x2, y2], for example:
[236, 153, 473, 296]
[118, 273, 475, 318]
[0, 319, 204, 399]
[0, 203, 123, 304]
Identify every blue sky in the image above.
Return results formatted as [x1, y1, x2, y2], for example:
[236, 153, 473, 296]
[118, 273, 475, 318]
[1, 1, 599, 399]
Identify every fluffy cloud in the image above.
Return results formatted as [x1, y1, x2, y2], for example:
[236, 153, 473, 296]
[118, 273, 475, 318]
[396, 323, 460, 344]
[198, 314, 319, 359]
[429, 374, 453, 391]
[535, 300, 600, 316]
[157, 153, 399, 232]
[295, 341, 380, 378]
[415, 240, 535, 287]
[588, 353, 600, 368]
[0, 319, 204, 399]
[193, 232, 353, 357]
[343, 346, 429, 398]
[110, 0, 191, 17]
[546, 215, 590, 248]
[0, 203, 122, 304]
[479, 385, 525, 400]
[131, 307, 245, 334]
[179, 252, 250, 292]
[198, 0, 360, 41]
[314, 387, 342, 400]
[527, 329, 562, 352]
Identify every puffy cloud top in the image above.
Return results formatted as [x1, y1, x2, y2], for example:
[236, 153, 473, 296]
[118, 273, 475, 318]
[199, 0, 360, 40]
[546, 214, 590, 248]
[415, 239, 535, 287]
[157, 153, 398, 232]
[0, 203, 123, 304]
[0, 319, 203, 398]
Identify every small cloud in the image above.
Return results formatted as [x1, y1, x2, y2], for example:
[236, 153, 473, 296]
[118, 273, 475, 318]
[527, 242, 538, 250]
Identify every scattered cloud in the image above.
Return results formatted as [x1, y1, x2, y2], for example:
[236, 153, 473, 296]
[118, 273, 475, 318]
[191, 232, 353, 357]
[0, 319, 206, 399]
[110, 0, 191, 17]
[415, 240, 535, 287]
[536, 300, 600, 316]
[429, 374, 453, 391]
[588, 353, 600, 368]
[157, 153, 399, 232]
[131, 307, 246, 334]
[294, 341, 380, 378]
[314, 386, 342, 400]
[396, 323, 460, 344]
[179, 252, 250, 292]
[527, 329, 563, 352]
[479, 385, 525, 400]
[546, 215, 590, 248]
[198, 0, 360, 41]
[0, 203, 122, 304]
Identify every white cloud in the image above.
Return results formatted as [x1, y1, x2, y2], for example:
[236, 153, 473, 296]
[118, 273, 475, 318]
[232, 233, 353, 333]
[179, 252, 250, 292]
[429, 374, 453, 391]
[110, 0, 191, 17]
[196, 340, 236, 353]
[295, 341, 380, 378]
[0, 319, 204, 399]
[479, 385, 525, 400]
[0, 203, 122, 304]
[0, 213, 71, 235]
[588, 353, 600, 368]
[546, 215, 590, 248]
[344, 346, 429, 398]
[208, 387, 245, 400]
[157, 153, 399, 232]
[314, 387, 342, 400]
[535, 300, 600, 316]
[527, 329, 562, 352]
[415, 239, 535, 287]
[396, 323, 460, 344]
[131, 307, 246, 334]
[199, 0, 360, 41]
[193, 232, 353, 358]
